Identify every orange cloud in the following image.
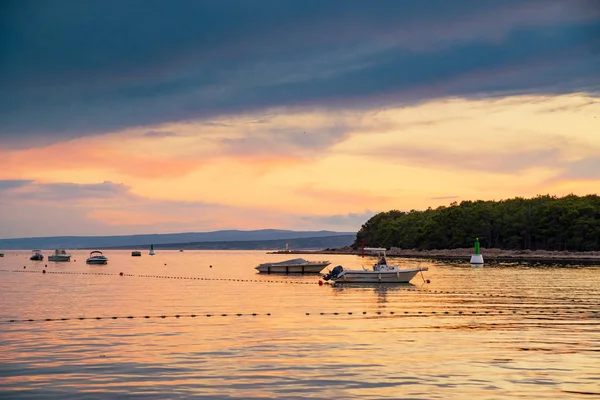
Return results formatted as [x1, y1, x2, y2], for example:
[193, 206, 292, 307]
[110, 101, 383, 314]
[0, 140, 204, 180]
[1, 92, 599, 238]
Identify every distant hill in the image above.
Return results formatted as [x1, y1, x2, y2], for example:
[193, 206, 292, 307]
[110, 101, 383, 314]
[355, 194, 600, 251]
[96, 235, 356, 251]
[0, 229, 355, 250]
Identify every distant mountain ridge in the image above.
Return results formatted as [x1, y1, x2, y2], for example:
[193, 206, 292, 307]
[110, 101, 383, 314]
[0, 229, 355, 250]
[94, 235, 356, 251]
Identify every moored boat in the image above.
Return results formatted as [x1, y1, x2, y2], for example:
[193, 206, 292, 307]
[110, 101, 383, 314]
[131, 251, 142, 257]
[322, 247, 428, 284]
[48, 249, 71, 262]
[30, 250, 44, 261]
[86, 251, 108, 265]
[255, 258, 331, 273]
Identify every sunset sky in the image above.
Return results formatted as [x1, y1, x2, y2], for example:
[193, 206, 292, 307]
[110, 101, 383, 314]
[1, 0, 599, 238]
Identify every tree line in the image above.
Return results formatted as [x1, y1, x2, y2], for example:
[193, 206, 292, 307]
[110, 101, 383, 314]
[353, 194, 600, 251]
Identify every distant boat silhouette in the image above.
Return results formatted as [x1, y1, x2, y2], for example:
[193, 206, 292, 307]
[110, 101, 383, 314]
[149, 244, 155, 256]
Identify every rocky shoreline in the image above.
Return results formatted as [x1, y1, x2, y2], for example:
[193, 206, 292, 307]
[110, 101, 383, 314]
[268, 247, 600, 265]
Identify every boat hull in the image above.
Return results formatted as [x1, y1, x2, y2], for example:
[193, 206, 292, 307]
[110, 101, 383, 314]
[48, 256, 71, 262]
[331, 268, 428, 283]
[30, 255, 44, 261]
[86, 257, 108, 265]
[256, 263, 329, 274]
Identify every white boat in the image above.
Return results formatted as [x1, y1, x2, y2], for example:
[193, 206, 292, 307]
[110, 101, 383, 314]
[0, 252, 4, 257]
[86, 251, 108, 265]
[131, 251, 142, 257]
[255, 258, 331, 273]
[30, 250, 44, 261]
[322, 247, 428, 284]
[48, 249, 71, 262]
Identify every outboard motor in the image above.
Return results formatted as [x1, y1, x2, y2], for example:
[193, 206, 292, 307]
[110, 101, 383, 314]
[323, 265, 344, 281]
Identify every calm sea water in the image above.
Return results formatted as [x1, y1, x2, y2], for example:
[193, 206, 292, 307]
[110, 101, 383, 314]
[1, 250, 599, 399]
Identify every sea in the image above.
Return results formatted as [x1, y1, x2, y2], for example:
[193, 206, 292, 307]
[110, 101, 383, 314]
[1, 250, 599, 399]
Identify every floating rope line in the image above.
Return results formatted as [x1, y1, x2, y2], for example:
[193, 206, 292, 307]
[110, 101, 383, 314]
[1, 269, 598, 305]
[2, 313, 270, 324]
[0, 269, 318, 285]
[2, 309, 598, 324]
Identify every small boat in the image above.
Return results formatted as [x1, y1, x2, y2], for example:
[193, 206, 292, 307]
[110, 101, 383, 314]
[48, 249, 71, 262]
[323, 247, 428, 284]
[86, 251, 108, 265]
[0, 252, 4, 257]
[255, 258, 331, 273]
[30, 250, 44, 261]
[131, 251, 142, 257]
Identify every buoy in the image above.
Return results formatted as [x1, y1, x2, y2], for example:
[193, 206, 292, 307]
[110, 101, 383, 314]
[210, 265, 212, 268]
[43, 270, 46, 274]
[318, 280, 323, 286]
[45, 264, 47, 267]
[23, 266, 26, 269]
[119, 272, 123, 276]
[426, 279, 431, 283]
[469, 237, 484, 265]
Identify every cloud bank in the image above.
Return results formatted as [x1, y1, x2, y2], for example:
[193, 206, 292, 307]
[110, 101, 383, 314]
[1, 0, 599, 145]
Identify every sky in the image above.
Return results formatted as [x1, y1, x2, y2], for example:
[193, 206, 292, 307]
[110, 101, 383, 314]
[1, 0, 599, 238]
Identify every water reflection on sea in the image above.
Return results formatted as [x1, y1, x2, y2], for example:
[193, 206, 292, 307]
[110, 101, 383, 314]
[0, 250, 599, 399]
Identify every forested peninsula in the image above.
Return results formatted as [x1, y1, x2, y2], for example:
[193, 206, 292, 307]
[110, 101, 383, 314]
[353, 195, 600, 252]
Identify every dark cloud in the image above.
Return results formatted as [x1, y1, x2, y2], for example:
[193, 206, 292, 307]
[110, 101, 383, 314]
[3, 180, 129, 202]
[219, 124, 351, 156]
[538, 99, 599, 113]
[1, 0, 599, 144]
[0, 179, 34, 190]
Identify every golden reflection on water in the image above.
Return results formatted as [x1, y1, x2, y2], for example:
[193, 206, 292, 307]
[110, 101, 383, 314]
[0, 250, 599, 398]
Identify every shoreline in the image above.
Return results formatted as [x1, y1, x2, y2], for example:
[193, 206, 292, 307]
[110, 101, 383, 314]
[268, 247, 600, 265]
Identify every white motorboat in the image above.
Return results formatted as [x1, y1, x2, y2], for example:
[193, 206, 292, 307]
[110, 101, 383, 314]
[48, 249, 71, 262]
[86, 251, 108, 265]
[322, 247, 428, 284]
[30, 250, 44, 261]
[255, 258, 331, 273]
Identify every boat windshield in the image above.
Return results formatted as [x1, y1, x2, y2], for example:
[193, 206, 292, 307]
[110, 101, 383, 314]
[272, 258, 308, 265]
